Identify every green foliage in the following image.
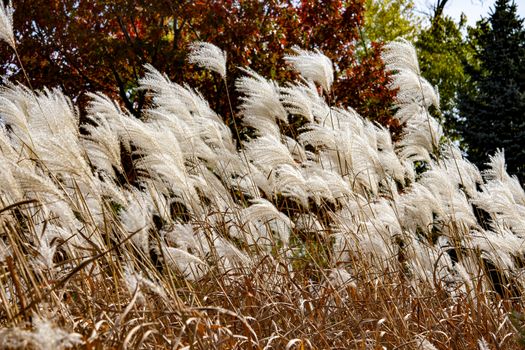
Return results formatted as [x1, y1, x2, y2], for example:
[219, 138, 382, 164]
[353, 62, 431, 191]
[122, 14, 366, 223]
[361, 0, 471, 139]
[458, 0, 525, 180]
[416, 14, 472, 139]
[363, 0, 421, 43]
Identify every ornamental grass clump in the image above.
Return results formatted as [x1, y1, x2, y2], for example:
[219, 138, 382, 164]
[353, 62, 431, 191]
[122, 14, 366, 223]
[0, 3, 525, 347]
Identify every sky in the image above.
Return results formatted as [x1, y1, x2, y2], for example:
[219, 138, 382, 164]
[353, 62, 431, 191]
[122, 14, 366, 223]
[414, 0, 525, 26]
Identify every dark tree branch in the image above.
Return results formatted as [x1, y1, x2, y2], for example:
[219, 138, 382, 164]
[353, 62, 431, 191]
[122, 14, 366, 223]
[432, 0, 449, 22]
[110, 63, 139, 118]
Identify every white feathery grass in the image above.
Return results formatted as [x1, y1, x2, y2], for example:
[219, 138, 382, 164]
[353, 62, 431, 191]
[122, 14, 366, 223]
[419, 166, 477, 229]
[116, 116, 194, 199]
[82, 113, 122, 177]
[280, 82, 315, 122]
[242, 198, 294, 245]
[284, 47, 334, 93]
[397, 182, 442, 234]
[303, 165, 352, 200]
[397, 116, 443, 163]
[471, 228, 525, 270]
[0, 155, 22, 201]
[331, 203, 395, 263]
[478, 337, 490, 350]
[120, 192, 152, 254]
[441, 145, 483, 197]
[473, 180, 525, 236]
[0, 124, 17, 160]
[382, 39, 420, 75]
[1, 33, 525, 348]
[375, 126, 406, 183]
[0, 315, 83, 350]
[213, 236, 252, 272]
[0, 0, 15, 49]
[393, 72, 440, 112]
[122, 265, 145, 303]
[0, 86, 93, 183]
[228, 161, 271, 198]
[414, 334, 437, 350]
[141, 64, 221, 125]
[383, 38, 442, 168]
[86, 91, 128, 119]
[270, 164, 309, 207]
[31, 88, 80, 136]
[245, 134, 296, 175]
[0, 85, 36, 154]
[33, 316, 84, 349]
[123, 265, 167, 301]
[299, 115, 382, 195]
[411, 236, 456, 285]
[188, 42, 227, 79]
[295, 213, 325, 234]
[146, 110, 219, 165]
[161, 244, 208, 280]
[11, 166, 72, 212]
[32, 223, 73, 271]
[392, 104, 427, 125]
[237, 68, 287, 136]
[483, 150, 508, 183]
[283, 135, 307, 163]
[163, 223, 200, 252]
[305, 172, 334, 205]
[483, 150, 525, 205]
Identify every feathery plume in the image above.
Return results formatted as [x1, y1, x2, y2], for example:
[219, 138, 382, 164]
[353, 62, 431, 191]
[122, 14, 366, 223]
[242, 198, 294, 245]
[161, 244, 208, 280]
[82, 113, 122, 177]
[0, 0, 15, 49]
[382, 38, 420, 75]
[280, 83, 315, 122]
[245, 134, 296, 175]
[188, 42, 227, 79]
[120, 193, 152, 254]
[31, 315, 84, 349]
[483, 150, 508, 182]
[285, 47, 334, 93]
[270, 164, 309, 207]
[237, 68, 287, 136]
[414, 334, 438, 350]
[0, 315, 83, 350]
[478, 337, 490, 350]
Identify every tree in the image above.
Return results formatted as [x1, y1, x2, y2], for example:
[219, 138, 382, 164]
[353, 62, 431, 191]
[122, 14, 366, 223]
[362, 1, 480, 140]
[362, 0, 420, 43]
[458, 0, 525, 180]
[0, 0, 398, 133]
[416, 12, 471, 139]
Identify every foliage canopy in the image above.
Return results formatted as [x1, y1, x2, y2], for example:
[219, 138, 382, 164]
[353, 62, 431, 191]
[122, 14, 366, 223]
[1, 0, 399, 133]
[458, 0, 525, 180]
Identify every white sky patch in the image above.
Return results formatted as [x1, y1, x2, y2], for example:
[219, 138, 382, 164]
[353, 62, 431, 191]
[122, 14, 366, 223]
[415, 0, 525, 26]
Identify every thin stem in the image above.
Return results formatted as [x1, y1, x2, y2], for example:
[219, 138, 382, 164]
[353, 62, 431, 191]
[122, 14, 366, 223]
[13, 47, 34, 92]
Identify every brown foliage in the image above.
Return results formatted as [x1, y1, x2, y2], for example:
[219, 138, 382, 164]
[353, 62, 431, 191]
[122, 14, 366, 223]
[2, 0, 398, 133]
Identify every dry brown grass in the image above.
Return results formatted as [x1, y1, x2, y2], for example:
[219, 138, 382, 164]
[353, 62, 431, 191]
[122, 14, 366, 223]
[1, 205, 524, 349]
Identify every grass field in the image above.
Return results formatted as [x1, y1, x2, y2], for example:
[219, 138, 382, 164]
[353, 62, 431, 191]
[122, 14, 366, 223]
[0, 35, 525, 349]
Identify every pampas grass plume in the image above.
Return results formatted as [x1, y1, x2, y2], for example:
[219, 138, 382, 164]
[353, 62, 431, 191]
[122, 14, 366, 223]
[285, 47, 334, 93]
[188, 42, 227, 79]
[0, 0, 15, 49]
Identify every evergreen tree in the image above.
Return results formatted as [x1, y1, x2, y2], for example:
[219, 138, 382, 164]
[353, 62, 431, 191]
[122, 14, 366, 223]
[458, 0, 525, 180]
